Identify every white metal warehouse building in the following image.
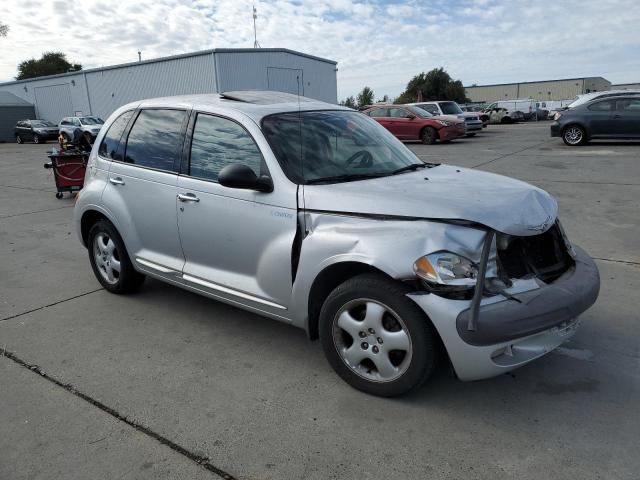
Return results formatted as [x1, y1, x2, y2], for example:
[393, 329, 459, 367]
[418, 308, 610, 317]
[0, 48, 338, 124]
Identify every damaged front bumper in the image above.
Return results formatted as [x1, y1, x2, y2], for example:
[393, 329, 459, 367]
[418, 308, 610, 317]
[407, 244, 600, 381]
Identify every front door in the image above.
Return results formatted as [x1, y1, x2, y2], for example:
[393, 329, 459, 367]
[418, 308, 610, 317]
[586, 99, 616, 136]
[176, 112, 297, 315]
[387, 107, 415, 139]
[102, 108, 188, 274]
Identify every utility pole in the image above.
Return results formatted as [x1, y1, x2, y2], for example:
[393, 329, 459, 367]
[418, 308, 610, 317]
[138, 51, 142, 62]
[253, 5, 260, 48]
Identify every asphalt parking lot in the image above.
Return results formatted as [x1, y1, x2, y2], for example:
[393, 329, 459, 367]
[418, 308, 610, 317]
[1, 122, 639, 480]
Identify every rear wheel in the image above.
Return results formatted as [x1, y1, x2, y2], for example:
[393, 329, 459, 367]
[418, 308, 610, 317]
[319, 274, 437, 397]
[465, 133, 476, 137]
[562, 125, 586, 146]
[15, 135, 23, 144]
[420, 127, 437, 145]
[88, 220, 145, 294]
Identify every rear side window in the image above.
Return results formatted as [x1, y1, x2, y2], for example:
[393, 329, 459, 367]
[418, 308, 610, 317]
[618, 98, 640, 111]
[98, 110, 134, 160]
[189, 113, 263, 181]
[388, 108, 409, 118]
[419, 104, 439, 114]
[124, 109, 186, 171]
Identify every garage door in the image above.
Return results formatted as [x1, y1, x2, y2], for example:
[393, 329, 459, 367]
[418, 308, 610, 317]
[267, 67, 304, 96]
[34, 84, 73, 123]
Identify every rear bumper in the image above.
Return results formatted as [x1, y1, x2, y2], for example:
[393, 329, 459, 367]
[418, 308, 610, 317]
[407, 244, 599, 381]
[550, 122, 562, 137]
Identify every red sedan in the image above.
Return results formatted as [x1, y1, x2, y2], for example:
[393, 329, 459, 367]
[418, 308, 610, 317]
[362, 105, 466, 144]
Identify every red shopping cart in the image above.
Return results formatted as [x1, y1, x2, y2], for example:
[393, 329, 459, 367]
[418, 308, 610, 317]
[44, 151, 89, 199]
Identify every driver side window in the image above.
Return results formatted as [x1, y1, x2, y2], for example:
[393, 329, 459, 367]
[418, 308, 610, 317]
[189, 113, 264, 182]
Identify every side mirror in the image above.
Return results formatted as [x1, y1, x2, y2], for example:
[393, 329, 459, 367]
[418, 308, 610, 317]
[218, 163, 273, 193]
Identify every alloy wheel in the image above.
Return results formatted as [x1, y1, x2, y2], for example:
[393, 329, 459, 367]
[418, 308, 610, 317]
[332, 299, 412, 383]
[93, 232, 121, 285]
[564, 126, 583, 145]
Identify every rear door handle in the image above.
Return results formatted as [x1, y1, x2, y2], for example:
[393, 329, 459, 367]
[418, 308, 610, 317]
[109, 177, 125, 185]
[177, 193, 200, 202]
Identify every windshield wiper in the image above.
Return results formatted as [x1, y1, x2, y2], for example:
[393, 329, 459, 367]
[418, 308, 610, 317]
[390, 163, 430, 175]
[305, 173, 386, 185]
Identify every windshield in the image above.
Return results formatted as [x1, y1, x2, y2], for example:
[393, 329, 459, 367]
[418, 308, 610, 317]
[439, 102, 463, 115]
[262, 110, 424, 184]
[407, 106, 433, 118]
[79, 117, 100, 125]
[31, 120, 56, 127]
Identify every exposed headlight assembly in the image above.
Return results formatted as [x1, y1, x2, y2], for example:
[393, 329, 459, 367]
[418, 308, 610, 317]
[553, 112, 562, 121]
[413, 251, 478, 292]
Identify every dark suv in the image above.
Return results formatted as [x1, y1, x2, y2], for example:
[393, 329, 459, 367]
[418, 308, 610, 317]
[551, 95, 640, 145]
[14, 120, 59, 144]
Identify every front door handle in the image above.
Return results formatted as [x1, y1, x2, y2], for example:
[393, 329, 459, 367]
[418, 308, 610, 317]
[177, 193, 200, 203]
[109, 177, 125, 185]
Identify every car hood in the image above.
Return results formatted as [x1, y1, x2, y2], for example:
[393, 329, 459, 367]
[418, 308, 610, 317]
[303, 165, 558, 236]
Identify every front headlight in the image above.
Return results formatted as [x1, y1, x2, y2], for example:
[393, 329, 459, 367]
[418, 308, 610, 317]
[553, 112, 562, 121]
[436, 120, 452, 127]
[413, 251, 478, 288]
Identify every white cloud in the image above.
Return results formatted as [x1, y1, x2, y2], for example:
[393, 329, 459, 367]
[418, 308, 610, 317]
[0, 0, 638, 101]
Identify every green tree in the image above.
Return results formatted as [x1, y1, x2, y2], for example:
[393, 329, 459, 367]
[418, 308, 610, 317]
[0, 22, 8, 37]
[356, 86, 375, 108]
[395, 68, 469, 104]
[16, 52, 82, 80]
[340, 96, 357, 108]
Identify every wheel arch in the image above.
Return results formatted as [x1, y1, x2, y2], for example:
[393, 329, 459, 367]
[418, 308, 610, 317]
[80, 209, 112, 247]
[419, 124, 439, 141]
[306, 262, 394, 340]
[561, 122, 589, 138]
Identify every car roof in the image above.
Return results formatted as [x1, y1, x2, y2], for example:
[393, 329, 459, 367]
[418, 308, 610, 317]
[131, 90, 351, 123]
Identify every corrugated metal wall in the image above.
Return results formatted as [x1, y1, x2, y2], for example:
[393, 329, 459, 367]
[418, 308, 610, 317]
[215, 51, 337, 103]
[85, 53, 216, 118]
[612, 83, 640, 90]
[0, 105, 36, 142]
[0, 49, 338, 123]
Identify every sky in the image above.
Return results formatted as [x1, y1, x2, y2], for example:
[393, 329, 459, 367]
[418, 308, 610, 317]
[0, 0, 639, 100]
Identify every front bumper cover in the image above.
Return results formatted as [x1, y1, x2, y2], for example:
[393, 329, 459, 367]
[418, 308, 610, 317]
[407, 244, 599, 381]
[456, 245, 599, 346]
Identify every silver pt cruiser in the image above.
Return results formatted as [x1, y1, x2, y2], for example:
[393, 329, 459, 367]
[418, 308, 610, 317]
[74, 91, 600, 397]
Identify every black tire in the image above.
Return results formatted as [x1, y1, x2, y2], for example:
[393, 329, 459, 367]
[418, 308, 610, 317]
[16, 135, 23, 144]
[87, 220, 145, 294]
[319, 274, 437, 397]
[465, 133, 476, 137]
[33, 134, 41, 144]
[420, 127, 437, 145]
[500, 116, 512, 124]
[562, 124, 587, 146]
[62, 132, 70, 142]
[55, 192, 63, 199]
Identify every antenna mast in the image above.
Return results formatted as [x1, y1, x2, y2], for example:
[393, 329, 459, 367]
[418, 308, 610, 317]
[253, 5, 260, 48]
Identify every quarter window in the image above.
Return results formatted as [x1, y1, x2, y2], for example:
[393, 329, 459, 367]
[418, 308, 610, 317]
[98, 110, 135, 160]
[618, 99, 640, 111]
[124, 109, 186, 171]
[189, 114, 263, 182]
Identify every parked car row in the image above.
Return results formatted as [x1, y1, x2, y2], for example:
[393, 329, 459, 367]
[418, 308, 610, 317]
[14, 116, 104, 144]
[361, 100, 493, 145]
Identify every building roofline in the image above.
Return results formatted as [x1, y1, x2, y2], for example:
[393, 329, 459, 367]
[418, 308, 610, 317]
[0, 48, 337, 87]
[464, 77, 608, 89]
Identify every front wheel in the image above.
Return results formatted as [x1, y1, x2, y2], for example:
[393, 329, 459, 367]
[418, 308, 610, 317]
[319, 274, 437, 397]
[33, 134, 41, 144]
[16, 135, 23, 144]
[88, 220, 145, 293]
[562, 125, 587, 146]
[421, 127, 437, 145]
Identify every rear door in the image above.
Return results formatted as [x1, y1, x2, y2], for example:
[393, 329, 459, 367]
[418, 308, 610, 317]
[367, 107, 394, 133]
[176, 111, 297, 314]
[614, 98, 640, 137]
[102, 108, 188, 274]
[16, 121, 32, 140]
